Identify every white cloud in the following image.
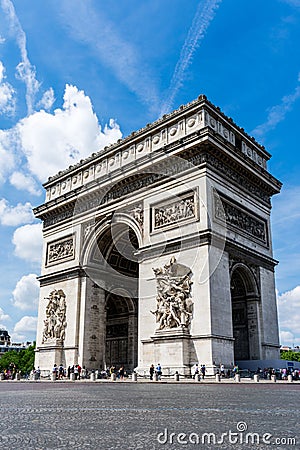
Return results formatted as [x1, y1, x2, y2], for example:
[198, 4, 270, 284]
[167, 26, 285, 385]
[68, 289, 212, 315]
[12, 223, 43, 263]
[11, 273, 39, 311]
[0, 198, 34, 226]
[10, 171, 42, 196]
[0, 60, 16, 115]
[13, 315, 37, 333]
[1, 0, 40, 114]
[160, 0, 222, 115]
[38, 87, 55, 111]
[278, 285, 300, 345]
[252, 77, 300, 137]
[0, 130, 15, 184]
[280, 330, 296, 346]
[17, 84, 122, 182]
[0, 307, 10, 322]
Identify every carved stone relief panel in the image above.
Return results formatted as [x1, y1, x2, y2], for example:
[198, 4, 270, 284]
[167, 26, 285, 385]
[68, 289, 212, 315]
[214, 193, 268, 245]
[151, 256, 193, 330]
[46, 235, 75, 266]
[42, 289, 67, 344]
[151, 190, 198, 232]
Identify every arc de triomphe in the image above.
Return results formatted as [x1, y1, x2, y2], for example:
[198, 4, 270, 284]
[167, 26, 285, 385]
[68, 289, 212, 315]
[34, 95, 281, 375]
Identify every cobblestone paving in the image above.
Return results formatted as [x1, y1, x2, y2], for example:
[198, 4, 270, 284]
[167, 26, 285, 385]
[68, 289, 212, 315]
[0, 381, 299, 449]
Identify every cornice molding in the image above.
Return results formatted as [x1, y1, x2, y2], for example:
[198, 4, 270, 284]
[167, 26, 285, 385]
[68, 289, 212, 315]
[37, 97, 279, 210]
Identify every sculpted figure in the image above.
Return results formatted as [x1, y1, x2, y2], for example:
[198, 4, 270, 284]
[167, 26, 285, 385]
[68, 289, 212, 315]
[151, 257, 193, 330]
[42, 289, 67, 343]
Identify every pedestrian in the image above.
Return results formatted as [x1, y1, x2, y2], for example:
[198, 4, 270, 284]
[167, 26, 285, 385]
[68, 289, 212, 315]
[58, 363, 64, 379]
[201, 364, 206, 380]
[52, 364, 58, 380]
[191, 363, 199, 379]
[149, 364, 155, 380]
[220, 364, 225, 377]
[74, 365, 79, 380]
[119, 366, 125, 381]
[77, 364, 82, 380]
[156, 363, 162, 380]
[233, 365, 239, 376]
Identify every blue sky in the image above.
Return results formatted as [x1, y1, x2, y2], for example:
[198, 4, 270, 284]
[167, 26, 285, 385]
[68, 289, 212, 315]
[0, 0, 299, 347]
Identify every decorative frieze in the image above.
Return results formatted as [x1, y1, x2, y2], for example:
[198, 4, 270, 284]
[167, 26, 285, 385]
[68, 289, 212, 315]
[242, 141, 267, 169]
[42, 289, 67, 344]
[206, 154, 270, 203]
[152, 191, 197, 231]
[204, 111, 236, 146]
[46, 235, 75, 265]
[214, 194, 268, 244]
[42, 98, 272, 204]
[151, 256, 193, 330]
[42, 149, 273, 228]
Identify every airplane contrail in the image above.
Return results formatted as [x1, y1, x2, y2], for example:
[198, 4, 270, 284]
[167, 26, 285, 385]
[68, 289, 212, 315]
[160, 0, 222, 116]
[1, 0, 40, 114]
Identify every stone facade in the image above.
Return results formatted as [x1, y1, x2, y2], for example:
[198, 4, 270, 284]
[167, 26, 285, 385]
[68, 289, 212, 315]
[34, 95, 282, 375]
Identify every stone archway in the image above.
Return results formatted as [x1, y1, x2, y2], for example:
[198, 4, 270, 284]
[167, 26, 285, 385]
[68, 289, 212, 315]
[230, 264, 261, 361]
[105, 292, 138, 371]
[34, 96, 281, 374]
[88, 222, 139, 372]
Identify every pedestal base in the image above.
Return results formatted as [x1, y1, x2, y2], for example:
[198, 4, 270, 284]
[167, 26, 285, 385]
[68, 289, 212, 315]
[149, 327, 192, 376]
[35, 343, 64, 371]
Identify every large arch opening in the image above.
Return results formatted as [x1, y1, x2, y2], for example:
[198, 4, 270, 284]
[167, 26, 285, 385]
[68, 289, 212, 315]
[95, 222, 139, 372]
[231, 265, 261, 361]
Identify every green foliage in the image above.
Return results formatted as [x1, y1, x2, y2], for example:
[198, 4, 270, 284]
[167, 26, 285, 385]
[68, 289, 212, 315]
[280, 350, 300, 362]
[0, 342, 36, 374]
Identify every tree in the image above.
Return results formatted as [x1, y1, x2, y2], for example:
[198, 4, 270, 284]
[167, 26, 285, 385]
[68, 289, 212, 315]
[0, 343, 36, 375]
[281, 350, 300, 362]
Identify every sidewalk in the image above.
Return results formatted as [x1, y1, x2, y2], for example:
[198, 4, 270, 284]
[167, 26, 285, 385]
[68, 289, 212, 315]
[3, 376, 299, 384]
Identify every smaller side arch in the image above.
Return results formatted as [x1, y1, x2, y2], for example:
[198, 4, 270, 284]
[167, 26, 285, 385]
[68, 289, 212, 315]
[230, 263, 261, 361]
[230, 262, 259, 298]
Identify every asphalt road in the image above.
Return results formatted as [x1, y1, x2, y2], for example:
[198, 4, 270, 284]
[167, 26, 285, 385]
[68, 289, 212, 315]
[0, 381, 299, 449]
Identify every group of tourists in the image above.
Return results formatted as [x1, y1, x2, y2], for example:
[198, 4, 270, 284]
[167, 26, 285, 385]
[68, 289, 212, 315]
[51, 364, 89, 380]
[109, 365, 126, 380]
[149, 363, 162, 380]
[191, 364, 208, 379]
[1, 363, 19, 380]
[259, 367, 299, 380]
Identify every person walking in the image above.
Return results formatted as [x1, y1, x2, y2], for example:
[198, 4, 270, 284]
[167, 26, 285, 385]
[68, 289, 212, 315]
[149, 364, 155, 380]
[119, 366, 125, 381]
[58, 364, 64, 379]
[156, 363, 162, 380]
[201, 364, 206, 380]
[191, 363, 199, 379]
[52, 364, 58, 380]
[220, 364, 225, 378]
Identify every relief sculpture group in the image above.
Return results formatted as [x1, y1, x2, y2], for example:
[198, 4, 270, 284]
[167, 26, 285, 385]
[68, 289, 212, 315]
[151, 256, 193, 330]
